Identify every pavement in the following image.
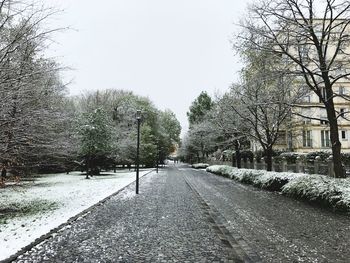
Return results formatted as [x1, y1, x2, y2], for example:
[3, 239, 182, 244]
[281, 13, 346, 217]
[8, 164, 350, 262]
[184, 166, 350, 263]
[10, 166, 258, 263]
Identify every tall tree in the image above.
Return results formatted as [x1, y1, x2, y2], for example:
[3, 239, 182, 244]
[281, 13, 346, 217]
[0, 1, 69, 175]
[78, 108, 112, 178]
[229, 47, 302, 171]
[208, 94, 251, 168]
[237, 0, 350, 177]
[76, 90, 182, 167]
[187, 91, 213, 126]
[158, 109, 181, 156]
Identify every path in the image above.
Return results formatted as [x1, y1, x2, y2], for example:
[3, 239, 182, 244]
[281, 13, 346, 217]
[10, 166, 254, 263]
[184, 165, 350, 262]
[8, 164, 350, 262]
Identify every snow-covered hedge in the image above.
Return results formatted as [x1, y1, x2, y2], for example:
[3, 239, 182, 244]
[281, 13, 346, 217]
[192, 163, 210, 169]
[206, 165, 350, 211]
[282, 175, 350, 211]
[206, 165, 303, 191]
[205, 165, 234, 177]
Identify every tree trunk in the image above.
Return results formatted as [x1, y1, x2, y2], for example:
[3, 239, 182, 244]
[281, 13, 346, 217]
[236, 148, 241, 169]
[234, 140, 242, 168]
[231, 153, 236, 167]
[85, 155, 90, 179]
[326, 98, 345, 178]
[265, 148, 273, 171]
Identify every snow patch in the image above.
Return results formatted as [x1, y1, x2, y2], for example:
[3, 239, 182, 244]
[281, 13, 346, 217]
[0, 169, 153, 260]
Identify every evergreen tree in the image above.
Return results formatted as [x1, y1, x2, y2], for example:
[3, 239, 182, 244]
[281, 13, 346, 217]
[187, 91, 213, 126]
[78, 108, 112, 178]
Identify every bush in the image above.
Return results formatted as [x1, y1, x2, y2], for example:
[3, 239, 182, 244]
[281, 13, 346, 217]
[206, 165, 302, 191]
[341, 153, 350, 166]
[305, 151, 331, 163]
[254, 149, 283, 162]
[206, 165, 234, 178]
[206, 165, 350, 212]
[279, 152, 304, 163]
[282, 175, 350, 211]
[192, 163, 210, 169]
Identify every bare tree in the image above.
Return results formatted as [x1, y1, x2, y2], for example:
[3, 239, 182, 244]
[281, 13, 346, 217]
[227, 46, 302, 171]
[238, 0, 350, 177]
[209, 94, 251, 168]
[0, 1, 68, 175]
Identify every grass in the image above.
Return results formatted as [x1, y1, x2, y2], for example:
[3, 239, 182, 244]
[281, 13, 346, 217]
[0, 199, 59, 225]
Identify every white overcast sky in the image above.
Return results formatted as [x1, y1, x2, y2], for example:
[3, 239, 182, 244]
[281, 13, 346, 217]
[48, 0, 251, 134]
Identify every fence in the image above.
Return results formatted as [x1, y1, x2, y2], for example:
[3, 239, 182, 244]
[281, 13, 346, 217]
[208, 156, 349, 177]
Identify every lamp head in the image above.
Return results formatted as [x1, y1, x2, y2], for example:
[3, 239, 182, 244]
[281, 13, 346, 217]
[136, 110, 142, 120]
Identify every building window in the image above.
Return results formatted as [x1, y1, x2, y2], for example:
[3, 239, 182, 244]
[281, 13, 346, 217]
[340, 108, 346, 118]
[322, 87, 327, 101]
[320, 117, 329, 125]
[303, 130, 312, 147]
[341, 130, 347, 140]
[300, 46, 309, 59]
[321, 130, 330, 147]
[339, 86, 345, 96]
[276, 131, 286, 145]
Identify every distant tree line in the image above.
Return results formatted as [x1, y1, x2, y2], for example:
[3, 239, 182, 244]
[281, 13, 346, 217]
[0, 0, 181, 176]
[76, 90, 181, 177]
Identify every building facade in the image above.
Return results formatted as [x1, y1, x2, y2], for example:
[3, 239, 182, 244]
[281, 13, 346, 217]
[274, 86, 350, 153]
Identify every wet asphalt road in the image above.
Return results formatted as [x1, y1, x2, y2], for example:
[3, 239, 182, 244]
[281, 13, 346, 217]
[183, 165, 350, 262]
[8, 164, 350, 262]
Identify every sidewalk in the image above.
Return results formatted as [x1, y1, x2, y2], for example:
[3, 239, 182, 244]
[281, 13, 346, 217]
[10, 168, 239, 263]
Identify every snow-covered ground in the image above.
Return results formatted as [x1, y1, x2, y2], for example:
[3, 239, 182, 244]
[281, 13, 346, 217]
[0, 169, 153, 260]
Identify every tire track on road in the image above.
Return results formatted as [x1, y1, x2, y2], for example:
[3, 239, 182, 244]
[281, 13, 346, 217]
[183, 173, 262, 263]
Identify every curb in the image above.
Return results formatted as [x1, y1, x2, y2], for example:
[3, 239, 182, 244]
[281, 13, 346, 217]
[0, 169, 155, 263]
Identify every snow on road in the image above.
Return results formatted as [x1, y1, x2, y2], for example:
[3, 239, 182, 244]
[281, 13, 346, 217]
[0, 169, 153, 260]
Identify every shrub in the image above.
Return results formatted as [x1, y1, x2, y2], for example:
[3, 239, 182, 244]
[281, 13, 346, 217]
[206, 165, 233, 177]
[279, 152, 305, 163]
[305, 151, 331, 163]
[206, 165, 302, 191]
[206, 165, 350, 212]
[282, 175, 350, 211]
[192, 163, 210, 169]
[341, 153, 350, 166]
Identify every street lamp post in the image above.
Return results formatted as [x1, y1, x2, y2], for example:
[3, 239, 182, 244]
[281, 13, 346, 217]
[156, 140, 159, 173]
[136, 110, 142, 194]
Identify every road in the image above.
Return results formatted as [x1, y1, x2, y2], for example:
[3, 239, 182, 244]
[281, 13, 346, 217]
[183, 164, 350, 262]
[8, 164, 350, 263]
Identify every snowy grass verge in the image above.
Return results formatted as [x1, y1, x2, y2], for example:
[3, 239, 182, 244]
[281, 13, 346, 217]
[206, 165, 350, 212]
[192, 163, 209, 169]
[0, 169, 153, 261]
